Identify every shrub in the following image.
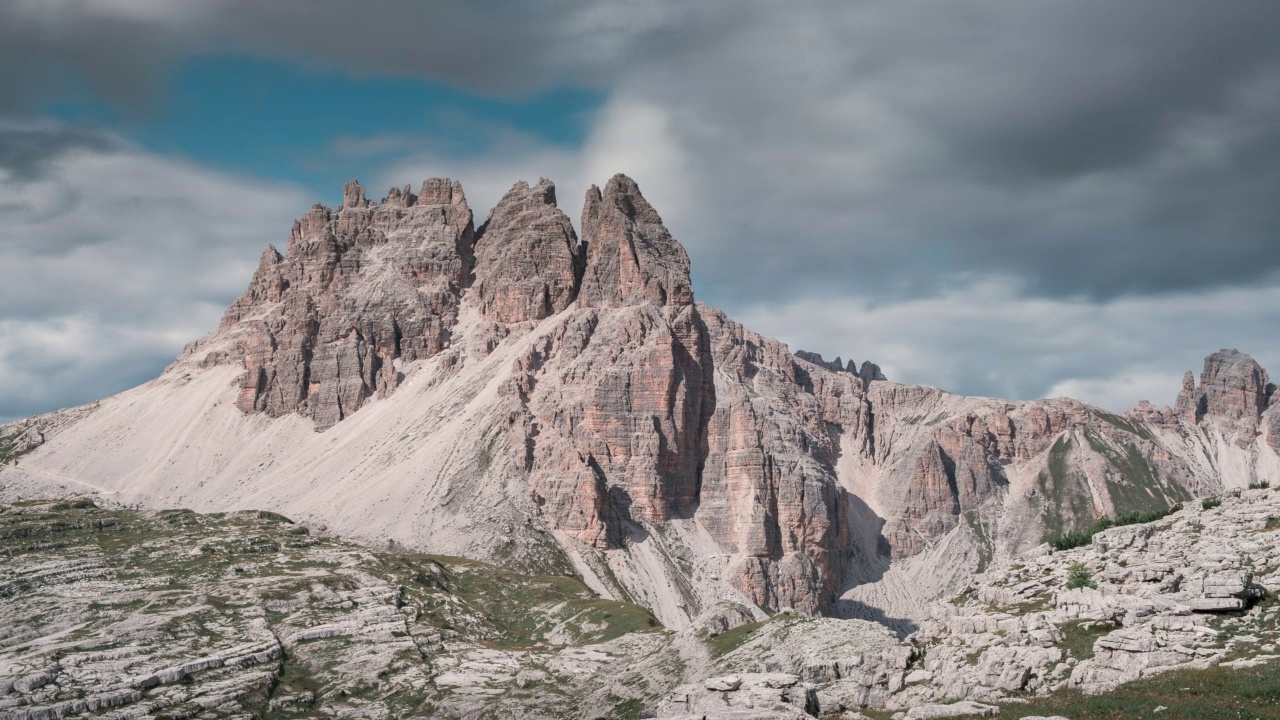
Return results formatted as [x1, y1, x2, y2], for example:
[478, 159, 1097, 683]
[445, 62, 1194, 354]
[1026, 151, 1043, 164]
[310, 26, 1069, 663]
[1066, 563, 1097, 590]
[1202, 497, 1223, 511]
[1046, 504, 1182, 551]
[1249, 481, 1271, 490]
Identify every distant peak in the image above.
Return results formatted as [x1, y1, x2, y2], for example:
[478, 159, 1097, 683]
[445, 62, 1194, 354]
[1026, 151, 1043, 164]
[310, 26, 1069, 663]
[382, 184, 415, 207]
[497, 178, 558, 209]
[340, 179, 368, 209]
[795, 350, 887, 385]
[417, 178, 466, 208]
[600, 173, 663, 225]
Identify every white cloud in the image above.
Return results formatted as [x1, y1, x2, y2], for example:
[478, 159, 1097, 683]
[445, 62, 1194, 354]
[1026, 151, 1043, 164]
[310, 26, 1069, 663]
[0, 143, 308, 419]
[735, 279, 1280, 411]
[373, 95, 692, 231]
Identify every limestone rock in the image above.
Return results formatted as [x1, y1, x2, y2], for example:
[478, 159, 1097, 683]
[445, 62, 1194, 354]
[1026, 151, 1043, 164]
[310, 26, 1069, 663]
[17, 425, 44, 453]
[210, 178, 476, 431]
[1199, 349, 1269, 422]
[514, 301, 714, 546]
[471, 178, 584, 324]
[1174, 370, 1200, 422]
[659, 673, 817, 718]
[795, 351, 888, 387]
[859, 360, 888, 386]
[704, 675, 743, 691]
[578, 174, 693, 308]
[694, 602, 761, 636]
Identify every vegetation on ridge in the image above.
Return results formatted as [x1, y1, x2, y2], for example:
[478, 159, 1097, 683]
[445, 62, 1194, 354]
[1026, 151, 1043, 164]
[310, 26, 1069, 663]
[1047, 504, 1182, 551]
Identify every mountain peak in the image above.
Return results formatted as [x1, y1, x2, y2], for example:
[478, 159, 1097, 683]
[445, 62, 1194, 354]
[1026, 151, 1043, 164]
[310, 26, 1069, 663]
[471, 178, 582, 324]
[578, 174, 693, 308]
[1200, 348, 1270, 421]
[340, 179, 367, 209]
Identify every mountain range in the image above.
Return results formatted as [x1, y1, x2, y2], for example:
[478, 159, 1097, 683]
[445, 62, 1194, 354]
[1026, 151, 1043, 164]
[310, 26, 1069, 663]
[3, 172, 1277, 639]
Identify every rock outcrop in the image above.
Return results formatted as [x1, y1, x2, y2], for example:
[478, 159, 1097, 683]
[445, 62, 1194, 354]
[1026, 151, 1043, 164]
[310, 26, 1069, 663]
[578, 174, 693, 308]
[214, 179, 476, 430]
[1199, 349, 1271, 422]
[796, 350, 888, 387]
[471, 178, 583, 324]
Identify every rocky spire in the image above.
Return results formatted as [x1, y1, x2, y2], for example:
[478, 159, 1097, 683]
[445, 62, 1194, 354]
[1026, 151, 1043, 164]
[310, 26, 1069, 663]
[1173, 370, 1200, 423]
[470, 178, 584, 324]
[382, 184, 415, 207]
[1169, 350, 1271, 431]
[340, 179, 367, 209]
[859, 360, 887, 386]
[1199, 349, 1270, 421]
[795, 350, 888, 386]
[577, 174, 693, 308]
[418, 178, 466, 207]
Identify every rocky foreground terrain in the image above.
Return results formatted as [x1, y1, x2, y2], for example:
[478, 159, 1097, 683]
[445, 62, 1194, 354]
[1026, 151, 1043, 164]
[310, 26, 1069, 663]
[2, 172, 1278, 717]
[0, 498, 683, 719]
[2, 490, 1279, 719]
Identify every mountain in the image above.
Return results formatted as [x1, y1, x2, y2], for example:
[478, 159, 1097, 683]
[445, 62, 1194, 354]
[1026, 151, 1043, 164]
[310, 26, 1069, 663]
[2, 173, 1278, 637]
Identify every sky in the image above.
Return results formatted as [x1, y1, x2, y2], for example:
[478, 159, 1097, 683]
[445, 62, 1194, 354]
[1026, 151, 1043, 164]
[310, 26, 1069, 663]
[3, 1, 1280, 423]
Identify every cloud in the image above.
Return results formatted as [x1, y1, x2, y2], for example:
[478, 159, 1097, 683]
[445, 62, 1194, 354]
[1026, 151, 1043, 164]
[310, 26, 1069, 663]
[7, 1, 1280, 297]
[0, 126, 308, 419]
[734, 278, 1280, 411]
[0, 118, 120, 179]
[370, 94, 693, 231]
[3, 1, 1280, 420]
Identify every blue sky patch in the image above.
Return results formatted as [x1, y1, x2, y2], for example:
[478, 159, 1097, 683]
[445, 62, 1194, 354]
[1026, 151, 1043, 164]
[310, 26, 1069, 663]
[42, 54, 603, 202]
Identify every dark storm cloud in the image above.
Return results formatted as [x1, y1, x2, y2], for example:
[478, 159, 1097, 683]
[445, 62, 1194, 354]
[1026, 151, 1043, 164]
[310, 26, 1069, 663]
[602, 0, 1280, 301]
[0, 120, 119, 179]
[0, 5, 181, 114]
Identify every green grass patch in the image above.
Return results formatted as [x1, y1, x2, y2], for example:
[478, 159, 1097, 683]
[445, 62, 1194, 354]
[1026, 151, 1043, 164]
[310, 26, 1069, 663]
[1057, 620, 1113, 661]
[386, 551, 657, 649]
[1202, 496, 1223, 511]
[1083, 429, 1191, 516]
[1090, 409, 1155, 441]
[1038, 436, 1096, 539]
[0, 428, 33, 465]
[1047, 504, 1181, 551]
[1009, 661, 1280, 719]
[707, 618, 768, 657]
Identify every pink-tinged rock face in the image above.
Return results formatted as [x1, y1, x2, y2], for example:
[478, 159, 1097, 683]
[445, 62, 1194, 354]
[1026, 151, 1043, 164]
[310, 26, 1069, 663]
[214, 179, 476, 431]
[470, 179, 583, 324]
[1199, 349, 1270, 422]
[172, 172, 1277, 622]
[513, 302, 713, 540]
[695, 308, 865, 611]
[578, 174, 694, 308]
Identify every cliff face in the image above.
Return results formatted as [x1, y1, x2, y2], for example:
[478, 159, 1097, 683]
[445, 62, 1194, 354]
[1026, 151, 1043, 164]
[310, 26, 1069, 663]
[217, 179, 476, 430]
[7, 173, 1280, 629]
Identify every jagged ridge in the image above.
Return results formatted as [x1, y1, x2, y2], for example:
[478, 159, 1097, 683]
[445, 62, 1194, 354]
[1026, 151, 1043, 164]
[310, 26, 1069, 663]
[3, 173, 1279, 635]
